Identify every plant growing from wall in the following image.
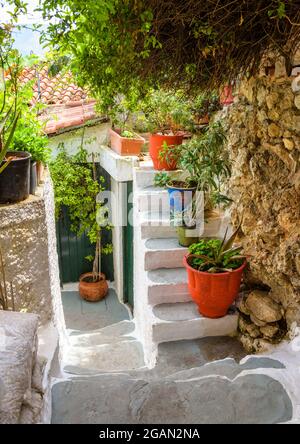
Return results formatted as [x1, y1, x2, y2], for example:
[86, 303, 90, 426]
[50, 145, 113, 283]
[191, 91, 221, 123]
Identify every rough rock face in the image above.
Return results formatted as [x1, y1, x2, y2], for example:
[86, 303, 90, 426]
[224, 70, 300, 350]
[245, 290, 283, 323]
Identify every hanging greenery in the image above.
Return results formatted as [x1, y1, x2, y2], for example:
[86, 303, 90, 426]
[40, 0, 300, 105]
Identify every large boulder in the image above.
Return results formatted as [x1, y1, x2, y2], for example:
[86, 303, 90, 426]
[0, 311, 41, 424]
[245, 290, 283, 323]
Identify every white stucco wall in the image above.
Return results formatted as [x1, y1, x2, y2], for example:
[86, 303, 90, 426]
[48, 122, 111, 161]
[0, 175, 65, 330]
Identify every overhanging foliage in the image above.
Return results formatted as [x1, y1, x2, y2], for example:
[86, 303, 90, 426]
[41, 0, 300, 104]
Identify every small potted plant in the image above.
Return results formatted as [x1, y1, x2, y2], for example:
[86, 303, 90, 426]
[109, 98, 145, 156]
[183, 226, 247, 318]
[109, 128, 145, 156]
[140, 90, 194, 170]
[50, 147, 113, 302]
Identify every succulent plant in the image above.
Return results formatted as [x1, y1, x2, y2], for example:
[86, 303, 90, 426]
[187, 225, 247, 273]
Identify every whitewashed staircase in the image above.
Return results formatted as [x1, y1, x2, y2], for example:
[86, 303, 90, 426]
[133, 164, 238, 367]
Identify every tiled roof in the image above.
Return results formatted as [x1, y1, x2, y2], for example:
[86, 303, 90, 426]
[21, 66, 88, 105]
[20, 66, 102, 135]
[41, 99, 99, 135]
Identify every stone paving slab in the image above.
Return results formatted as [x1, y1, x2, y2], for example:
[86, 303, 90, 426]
[51, 371, 292, 424]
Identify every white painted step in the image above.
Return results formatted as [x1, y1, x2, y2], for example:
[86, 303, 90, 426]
[68, 320, 134, 338]
[134, 167, 181, 190]
[147, 267, 191, 305]
[69, 331, 136, 347]
[152, 302, 238, 343]
[140, 211, 176, 239]
[63, 340, 145, 374]
[136, 186, 169, 213]
[144, 238, 188, 271]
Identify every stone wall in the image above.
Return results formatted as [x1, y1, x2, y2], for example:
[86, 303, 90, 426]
[225, 69, 300, 352]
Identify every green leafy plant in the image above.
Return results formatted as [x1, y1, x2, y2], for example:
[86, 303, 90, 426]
[120, 130, 136, 139]
[191, 91, 221, 121]
[12, 120, 50, 163]
[0, 108, 20, 174]
[50, 145, 113, 282]
[0, 37, 21, 173]
[178, 121, 231, 208]
[1, 34, 49, 168]
[10, 71, 49, 163]
[154, 171, 172, 188]
[187, 225, 247, 273]
[156, 121, 231, 208]
[137, 89, 194, 134]
[40, 0, 300, 102]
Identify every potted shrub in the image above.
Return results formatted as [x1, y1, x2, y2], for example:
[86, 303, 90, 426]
[140, 90, 194, 170]
[154, 121, 232, 246]
[108, 97, 145, 156]
[0, 47, 33, 204]
[12, 111, 50, 194]
[50, 146, 113, 302]
[183, 227, 247, 318]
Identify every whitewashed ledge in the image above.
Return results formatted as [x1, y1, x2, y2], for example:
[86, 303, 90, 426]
[99, 145, 139, 182]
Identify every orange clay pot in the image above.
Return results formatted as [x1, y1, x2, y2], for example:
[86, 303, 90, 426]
[149, 133, 183, 170]
[109, 128, 145, 156]
[183, 255, 247, 318]
[79, 272, 108, 302]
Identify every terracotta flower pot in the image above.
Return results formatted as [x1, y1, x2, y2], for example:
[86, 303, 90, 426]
[36, 161, 45, 184]
[220, 85, 234, 106]
[149, 133, 183, 170]
[183, 255, 247, 318]
[109, 128, 145, 156]
[79, 272, 108, 302]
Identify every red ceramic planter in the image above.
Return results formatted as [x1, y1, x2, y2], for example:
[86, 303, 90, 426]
[183, 255, 247, 318]
[149, 133, 183, 170]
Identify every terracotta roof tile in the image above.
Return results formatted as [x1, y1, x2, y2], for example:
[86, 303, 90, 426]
[18, 65, 102, 134]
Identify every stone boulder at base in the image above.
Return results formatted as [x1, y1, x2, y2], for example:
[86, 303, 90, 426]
[245, 290, 283, 323]
[0, 311, 42, 424]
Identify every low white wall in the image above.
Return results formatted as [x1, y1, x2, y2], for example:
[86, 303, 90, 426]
[48, 122, 111, 161]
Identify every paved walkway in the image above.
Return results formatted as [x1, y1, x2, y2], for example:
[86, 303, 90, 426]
[50, 286, 298, 424]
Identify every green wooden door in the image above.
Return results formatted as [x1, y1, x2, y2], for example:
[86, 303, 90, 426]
[57, 206, 114, 284]
[56, 164, 114, 284]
